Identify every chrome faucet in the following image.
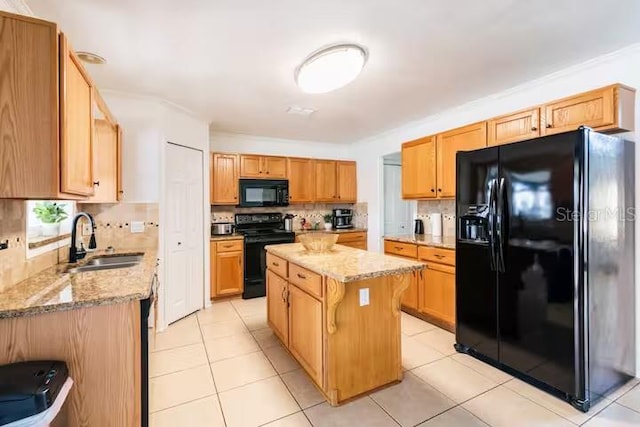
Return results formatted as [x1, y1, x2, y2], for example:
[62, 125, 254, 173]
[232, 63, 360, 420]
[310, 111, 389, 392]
[69, 212, 97, 263]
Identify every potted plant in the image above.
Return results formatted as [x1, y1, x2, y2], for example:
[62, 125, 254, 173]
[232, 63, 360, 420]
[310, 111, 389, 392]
[33, 202, 68, 236]
[323, 214, 333, 231]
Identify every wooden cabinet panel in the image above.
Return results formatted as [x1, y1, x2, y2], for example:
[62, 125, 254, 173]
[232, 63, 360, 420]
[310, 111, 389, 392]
[401, 271, 420, 310]
[287, 158, 315, 203]
[420, 263, 455, 325]
[340, 241, 367, 250]
[314, 160, 337, 202]
[336, 161, 357, 202]
[288, 284, 323, 386]
[211, 153, 239, 205]
[86, 119, 118, 203]
[239, 154, 263, 178]
[402, 137, 436, 199]
[417, 246, 455, 266]
[436, 122, 487, 198]
[215, 239, 243, 253]
[289, 264, 322, 299]
[266, 270, 289, 346]
[542, 86, 616, 135]
[263, 156, 287, 178]
[383, 240, 418, 258]
[267, 253, 288, 278]
[59, 33, 94, 196]
[488, 108, 540, 146]
[215, 251, 243, 296]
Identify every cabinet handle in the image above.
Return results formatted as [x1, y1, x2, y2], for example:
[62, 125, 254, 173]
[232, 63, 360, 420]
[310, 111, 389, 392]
[434, 254, 444, 259]
[419, 270, 423, 280]
[93, 181, 100, 186]
[281, 286, 287, 302]
[430, 189, 435, 193]
[238, 257, 241, 265]
[297, 273, 307, 280]
[438, 188, 442, 193]
[272, 262, 279, 267]
[394, 246, 403, 251]
[531, 126, 538, 131]
[223, 244, 232, 248]
[266, 171, 270, 174]
[546, 124, 552, 129]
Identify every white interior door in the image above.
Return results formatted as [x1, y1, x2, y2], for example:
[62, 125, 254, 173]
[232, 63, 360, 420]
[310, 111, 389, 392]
[165, 143, 204, 324]
[384, 164, 412, 235]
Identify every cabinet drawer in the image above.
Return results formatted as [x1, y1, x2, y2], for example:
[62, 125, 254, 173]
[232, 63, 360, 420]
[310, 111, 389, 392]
[267, 253, 288, 278]
[418, 246, 455, 266]
[337, 232, 366, 243]
[384, 240, 418, 258]
[289, 264, 323, 299]
[216, 240, 243, 253]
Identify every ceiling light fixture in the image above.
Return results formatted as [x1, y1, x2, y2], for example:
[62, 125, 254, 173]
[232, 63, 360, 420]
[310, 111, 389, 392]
[295, 44, 367, 94]
[76, 51, 106, 65]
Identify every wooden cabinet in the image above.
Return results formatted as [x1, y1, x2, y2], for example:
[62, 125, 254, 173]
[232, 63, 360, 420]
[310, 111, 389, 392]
[86, 119, 118, 202]
[267, 270, 289, 346]
[240, 154, 287, 179]
[288, 284, 324, 386]
[402, 271, 420, 311]
[314, 160, 338, 202]
[436, 122, 487, 198]
[542, 84, 635, 136]
[210, 239, 244, 298]
[336, 231, 367, 250]
[419, 263, 455, 326]
[336, 161, 357, 202]
[402, 137, 437, 199]
[488, 108, 540, 146]
[287, 158, 315, 203]
[210, 153, 239, 205]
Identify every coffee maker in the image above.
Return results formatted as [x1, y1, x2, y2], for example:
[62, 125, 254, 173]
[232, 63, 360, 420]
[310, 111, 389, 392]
[332, 209, 353, 229]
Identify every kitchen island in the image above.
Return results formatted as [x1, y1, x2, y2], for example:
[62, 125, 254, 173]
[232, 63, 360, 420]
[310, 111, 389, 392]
[265, 243, 425, 405]
[0, 249, 156, 426]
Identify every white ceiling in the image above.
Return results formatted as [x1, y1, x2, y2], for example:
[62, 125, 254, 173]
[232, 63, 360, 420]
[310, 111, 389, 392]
[26, 0, 640, 143]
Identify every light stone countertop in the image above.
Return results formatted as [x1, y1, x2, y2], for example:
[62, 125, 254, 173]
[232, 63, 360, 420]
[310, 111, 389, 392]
[383, 234, 456, 250]
[265, 243, 424, 283]
[0, 248, 157, 319]
[210, 234, 244, 242]
[295, 228, 367, 235]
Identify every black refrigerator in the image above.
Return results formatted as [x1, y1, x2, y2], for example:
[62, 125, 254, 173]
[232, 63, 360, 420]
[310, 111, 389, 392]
[455, 128, 635, 412]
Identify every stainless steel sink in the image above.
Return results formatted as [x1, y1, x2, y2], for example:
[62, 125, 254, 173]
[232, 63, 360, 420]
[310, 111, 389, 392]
[66, 253, 143, 274]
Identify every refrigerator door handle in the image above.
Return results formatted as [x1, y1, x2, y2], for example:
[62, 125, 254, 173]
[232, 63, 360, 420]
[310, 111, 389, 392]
[487, 179, 497, 271]
[496, 177, 506, 273]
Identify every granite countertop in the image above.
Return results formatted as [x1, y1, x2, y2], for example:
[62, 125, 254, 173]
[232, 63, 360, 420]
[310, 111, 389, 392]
[210, 234, 244, 241]
[266, 243, 424, 283]
[295, 228, 367, 234]
[383, 234, 456, 250]
[0, 248, 157, 319]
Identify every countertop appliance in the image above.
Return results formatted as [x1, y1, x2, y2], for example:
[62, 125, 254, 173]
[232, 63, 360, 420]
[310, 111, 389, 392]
[211, 222, 234, 235]
[235, 213, 295, 299]
[455, 128, 635, 412]
[331, 209, 353, 229]
[0, 360, 68, 425]
[414, 218, 424, 235]
[238, 179, 289, 208]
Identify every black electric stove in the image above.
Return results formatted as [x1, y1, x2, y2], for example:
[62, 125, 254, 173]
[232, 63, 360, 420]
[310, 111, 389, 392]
[235, 213, 295, 299]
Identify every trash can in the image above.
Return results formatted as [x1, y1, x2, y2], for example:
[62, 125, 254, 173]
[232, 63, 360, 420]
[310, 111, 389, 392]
[0, 361, 72, 427]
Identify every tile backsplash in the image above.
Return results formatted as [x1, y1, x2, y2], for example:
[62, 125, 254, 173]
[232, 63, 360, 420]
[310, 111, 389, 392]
[212, 203, 368, 230]
[80, 203, 159, 250]
[416, 200, 456, 236]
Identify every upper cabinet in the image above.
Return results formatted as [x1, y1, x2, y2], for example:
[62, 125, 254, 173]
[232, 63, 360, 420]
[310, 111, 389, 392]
[401, 136, 436, 199]
[287, 158, 315, 203]
[436, 122, 487, 198]
[542, 84, 635, 136]
[314, 160, 338, 202]
[210, 153, 239, 205]
[336, 161, 357, 202]
[240, 154, 287, 179]
[488, 108, 540, 146]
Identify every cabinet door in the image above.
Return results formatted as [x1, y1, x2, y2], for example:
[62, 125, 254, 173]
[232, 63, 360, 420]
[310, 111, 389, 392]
[211, 153, 239, 204]
[59, 33, 94, 196]
[288, 285, 323, 386]
[436, 122, 487, 198]
[401, 270, 420, 310]
[240, 154, 263, 178]
[287, 158, 315, 203]
[263, 156, 287, 179]
[210, 242, 217, 298]
[266, 270, 289, 346]
[314, 160, 337, 202]
[542, 86, 615, 136]
[401, 137, 436, 199]
[87, 119, 118, 202]
[336, 161, 357, 202]
[488, 109, 540, 146]
[420, 263, 455, 325]
[215, 251, 244, 296]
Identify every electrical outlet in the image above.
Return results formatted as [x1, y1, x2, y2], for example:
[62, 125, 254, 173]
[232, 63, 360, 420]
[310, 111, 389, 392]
[82, 224, 92, 236]
[359, 288, 370, 307]
[130, 221, 145, 233]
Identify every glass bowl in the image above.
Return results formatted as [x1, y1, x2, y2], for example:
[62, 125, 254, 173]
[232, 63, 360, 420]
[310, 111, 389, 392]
[298, 232, 339, 253]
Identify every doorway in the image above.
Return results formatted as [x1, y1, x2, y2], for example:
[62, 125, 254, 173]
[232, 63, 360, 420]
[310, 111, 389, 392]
[164, 142, 205, 324]
[382, 152, 415, 236]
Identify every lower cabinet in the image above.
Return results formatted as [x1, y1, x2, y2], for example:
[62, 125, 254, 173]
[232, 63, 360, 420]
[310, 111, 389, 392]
[401, 270, 420, 310]
[288, 284, 323, 385]
[419, 263, 455, 326]
[210, 240, 244, 299]
[336, 231, 367, 250]
[266, 270, 289, 345]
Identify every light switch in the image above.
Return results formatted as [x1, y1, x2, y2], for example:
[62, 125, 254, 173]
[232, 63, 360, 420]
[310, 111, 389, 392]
[359, 288, 370, 307]
[130, 221, 145, 233]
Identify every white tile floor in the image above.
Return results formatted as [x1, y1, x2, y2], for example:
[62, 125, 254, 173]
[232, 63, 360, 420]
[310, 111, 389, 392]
[149, 297, 640, 427]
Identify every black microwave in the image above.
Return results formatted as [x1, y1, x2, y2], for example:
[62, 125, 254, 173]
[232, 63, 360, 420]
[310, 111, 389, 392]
[239, 179, 289, 207]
